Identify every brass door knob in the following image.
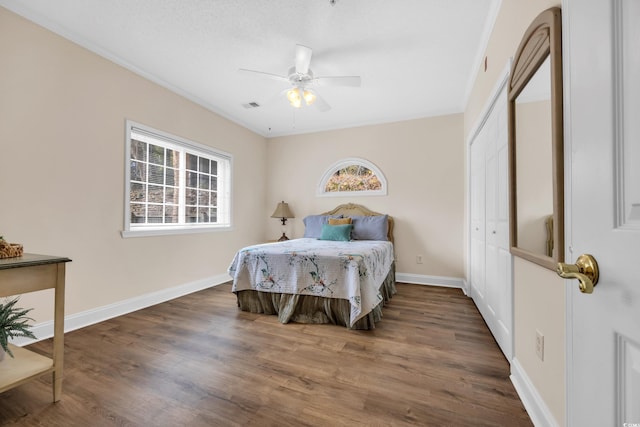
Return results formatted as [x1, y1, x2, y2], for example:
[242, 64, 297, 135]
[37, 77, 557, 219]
[556, 254, 599, 294]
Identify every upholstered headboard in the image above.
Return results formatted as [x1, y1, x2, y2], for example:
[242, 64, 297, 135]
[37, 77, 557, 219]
[322, 203, 394, 244]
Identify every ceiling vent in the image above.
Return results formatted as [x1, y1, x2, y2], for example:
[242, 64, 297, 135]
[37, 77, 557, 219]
[242, 102, 261, 109]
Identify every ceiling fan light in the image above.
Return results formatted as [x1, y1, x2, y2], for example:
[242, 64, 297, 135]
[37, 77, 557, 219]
[287, 87, 302, 108]
[303, 90, 316, 106]
[286, 87, 299, 102]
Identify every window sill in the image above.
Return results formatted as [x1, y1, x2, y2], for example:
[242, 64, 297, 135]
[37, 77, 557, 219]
[121, 225, 233, 238]
[316, 190, 387, 198]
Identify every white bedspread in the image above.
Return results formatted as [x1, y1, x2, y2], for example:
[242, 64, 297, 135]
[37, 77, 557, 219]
[228, 238, 394, 326]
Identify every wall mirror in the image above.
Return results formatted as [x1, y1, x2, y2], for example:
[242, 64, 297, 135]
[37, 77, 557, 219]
[508, 7, 564, 270]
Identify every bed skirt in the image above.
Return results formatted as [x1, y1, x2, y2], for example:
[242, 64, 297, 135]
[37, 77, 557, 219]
[234, 262, 396, 330]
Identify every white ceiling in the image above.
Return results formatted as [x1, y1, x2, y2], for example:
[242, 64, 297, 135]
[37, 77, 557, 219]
[1, 0, 499, 137]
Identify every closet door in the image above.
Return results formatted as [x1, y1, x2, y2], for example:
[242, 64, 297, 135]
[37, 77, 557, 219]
[469, 84, 512, 361]
[483, 93, 512, 360]
[470, 128, 487, 307]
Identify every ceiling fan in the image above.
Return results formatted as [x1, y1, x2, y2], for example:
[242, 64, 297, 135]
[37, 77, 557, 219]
[239, 44, 361, 112]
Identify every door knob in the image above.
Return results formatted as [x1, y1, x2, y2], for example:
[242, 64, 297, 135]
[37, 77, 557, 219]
[556, 254, 599, 294]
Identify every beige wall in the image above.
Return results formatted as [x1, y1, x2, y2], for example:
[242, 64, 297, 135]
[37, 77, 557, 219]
[267, 114, 465, 278]
[0, 8, 267, 321]
[514, 258, 566, 422]
[464, 0, 565, 425]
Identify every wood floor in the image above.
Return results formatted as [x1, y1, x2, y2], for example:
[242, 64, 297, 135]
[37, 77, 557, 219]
[0, 283, 532, 427]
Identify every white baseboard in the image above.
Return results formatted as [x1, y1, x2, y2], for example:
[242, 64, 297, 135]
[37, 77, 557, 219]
[510, 357, 560, 427]
[395, 272, 465, 289]
[13, 274, 231, 346]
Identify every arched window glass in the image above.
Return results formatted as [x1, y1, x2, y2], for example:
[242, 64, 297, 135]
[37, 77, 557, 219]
[317, 158, 387, 197]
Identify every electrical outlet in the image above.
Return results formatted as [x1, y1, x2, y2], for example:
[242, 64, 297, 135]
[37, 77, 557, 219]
[536, 330, 544, 361]
[416, 255, 423, 264]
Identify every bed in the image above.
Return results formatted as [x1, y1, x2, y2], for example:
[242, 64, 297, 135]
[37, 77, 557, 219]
[228, 203, 396, 329]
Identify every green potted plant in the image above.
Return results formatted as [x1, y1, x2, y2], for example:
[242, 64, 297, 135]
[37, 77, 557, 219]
[0, 297, 37, 360]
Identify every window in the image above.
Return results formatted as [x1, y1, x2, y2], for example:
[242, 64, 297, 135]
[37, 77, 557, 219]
[123, 121, 232, 237]
[317, 158, 387, 197]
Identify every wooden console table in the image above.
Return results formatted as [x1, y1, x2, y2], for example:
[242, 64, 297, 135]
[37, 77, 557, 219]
[0, 254, 71, 402]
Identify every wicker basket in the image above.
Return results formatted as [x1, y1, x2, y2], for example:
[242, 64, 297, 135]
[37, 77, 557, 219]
[0, 242, 23, 259]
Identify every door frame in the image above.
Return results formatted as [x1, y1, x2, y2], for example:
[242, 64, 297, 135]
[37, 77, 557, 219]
[561, 2, 574, 424]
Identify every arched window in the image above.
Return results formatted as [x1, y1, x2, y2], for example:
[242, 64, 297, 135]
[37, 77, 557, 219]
[317, 158, 387, 197]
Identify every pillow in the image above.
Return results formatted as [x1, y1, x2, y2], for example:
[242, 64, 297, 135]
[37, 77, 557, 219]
[328, 217, 352, 225]
[303, 215, 343, 238]
[319, 224, 353, 242]
[351, 215, 389, 241]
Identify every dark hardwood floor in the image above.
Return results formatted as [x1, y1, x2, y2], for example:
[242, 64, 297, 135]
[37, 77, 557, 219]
[0, 283, 532, 426]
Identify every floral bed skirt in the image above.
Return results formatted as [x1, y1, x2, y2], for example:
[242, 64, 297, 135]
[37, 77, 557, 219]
[234, 263, 396, 330]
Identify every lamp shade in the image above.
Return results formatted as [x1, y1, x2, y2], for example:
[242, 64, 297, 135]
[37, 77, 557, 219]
[287, 88, 302, 108]
[303, 90, 316, 106]
[271, 201, 294, 219]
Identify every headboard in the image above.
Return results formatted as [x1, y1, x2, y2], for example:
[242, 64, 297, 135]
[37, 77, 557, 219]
[322, 203, 394, 244]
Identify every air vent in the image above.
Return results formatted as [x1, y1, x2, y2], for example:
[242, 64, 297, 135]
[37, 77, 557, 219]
[242, 102, 260, 109]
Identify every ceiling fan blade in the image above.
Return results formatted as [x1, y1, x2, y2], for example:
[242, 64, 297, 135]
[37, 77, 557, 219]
[313, 93, 331, 112]
[314, 76, 362, 87]
[238, 68, 289, 83]
[295, 44, 312, 75]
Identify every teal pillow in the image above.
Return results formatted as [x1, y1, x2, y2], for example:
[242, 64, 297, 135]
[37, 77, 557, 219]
[319, 224, 352, 242]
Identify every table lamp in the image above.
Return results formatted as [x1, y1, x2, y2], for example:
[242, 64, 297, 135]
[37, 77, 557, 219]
[271, 201, 294, 241]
